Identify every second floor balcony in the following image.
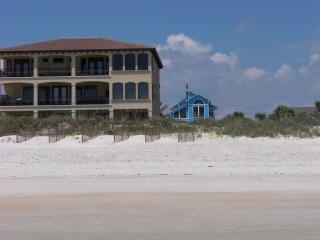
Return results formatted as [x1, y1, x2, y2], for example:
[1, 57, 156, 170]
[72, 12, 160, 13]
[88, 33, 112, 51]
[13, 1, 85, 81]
[0, 67, 110, 78]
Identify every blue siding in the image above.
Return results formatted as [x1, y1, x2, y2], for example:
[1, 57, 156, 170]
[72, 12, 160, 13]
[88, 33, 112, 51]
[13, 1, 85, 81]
[169, 90, 217, 122]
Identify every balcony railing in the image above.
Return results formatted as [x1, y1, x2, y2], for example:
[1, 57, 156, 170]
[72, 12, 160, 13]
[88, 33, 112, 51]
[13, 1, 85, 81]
[38, 68, 71, 76]
[0, 69, 33, 77]
[0, 95, 109, 106]
[76, 67, 109, 76]
[0, 67, 109, 77]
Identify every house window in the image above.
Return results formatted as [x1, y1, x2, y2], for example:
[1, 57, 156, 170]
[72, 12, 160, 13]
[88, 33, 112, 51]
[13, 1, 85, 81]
[105, 57, 109, 74]
[113, 83, 123, 99]
[194, 99, 204, 104]
[53, 58, 64, 63]
[7, 60, 12, 73]
[88, 57, 103, 75]
[125, 54, 135, 70]
[38, 87, 50, 103]
[138, 82, 148, 99]
[81, 58, 87, 73]
[174, 111, 179, 118]
[193, 106, 204, 118]
[125, 82, 136, 99]
[76, 86, 83, 100]
[23, 87, 33, 101]
[84, 86, 97, 99]
[138, 53, 148, 70]
[42, 58, 48, 63]
[112, 54, 123, 70]
[180, 107, 186, 118]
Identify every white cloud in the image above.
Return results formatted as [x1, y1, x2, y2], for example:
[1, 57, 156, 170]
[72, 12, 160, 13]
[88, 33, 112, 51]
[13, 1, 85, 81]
[234, 21, 249, 33]
[157, 33, 212, 55]
[161, 58, 173, 68]
[298, 65, 309, 76]
[244, 67, 267, 80]
[275, 64, 295, 82]
[210, 52, 239, 68]
[309, 53, 319, 65]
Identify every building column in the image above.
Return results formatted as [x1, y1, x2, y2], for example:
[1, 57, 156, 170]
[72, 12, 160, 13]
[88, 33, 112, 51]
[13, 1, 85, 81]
[109, 109, 114, 120]
[109, 83, 113, 102]
[148, 109, 153, 118]
[71, 83, 76, 105]
[33, 110, 38, 119]
[33, 84, 38, 106]
[71, 110, 76, 119]
[33, 56, 38, 77]
[71, 55, 76, 76]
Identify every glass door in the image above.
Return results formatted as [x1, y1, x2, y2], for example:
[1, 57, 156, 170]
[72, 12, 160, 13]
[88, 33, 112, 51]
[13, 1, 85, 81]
[53, 86, 68, 105]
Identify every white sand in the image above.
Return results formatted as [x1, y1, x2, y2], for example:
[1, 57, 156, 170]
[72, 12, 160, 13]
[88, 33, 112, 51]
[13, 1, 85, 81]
[1, 134, 320, 239]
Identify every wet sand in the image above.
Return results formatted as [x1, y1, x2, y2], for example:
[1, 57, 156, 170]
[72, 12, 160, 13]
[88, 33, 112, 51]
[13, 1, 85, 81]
[1, 176, 320, 240]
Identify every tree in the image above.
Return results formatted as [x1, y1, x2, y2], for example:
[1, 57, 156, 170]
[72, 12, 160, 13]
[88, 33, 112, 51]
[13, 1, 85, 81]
[269, 105, 296, 120]
[315, 101, 320, 110]
[233, 111, 245, 118]
[255, 112, 266, 121]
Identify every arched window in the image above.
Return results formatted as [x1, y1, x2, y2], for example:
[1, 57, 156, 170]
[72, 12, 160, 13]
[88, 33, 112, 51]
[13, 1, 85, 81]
[112, 54, 123, 71]
[125, 82, 136, 99]
[138, 53, 148, 70]
[113, 83, 123, 99]
[138, 82, 148, 99]
[125, 54, 135, 70]
[194, 99, 204, 104]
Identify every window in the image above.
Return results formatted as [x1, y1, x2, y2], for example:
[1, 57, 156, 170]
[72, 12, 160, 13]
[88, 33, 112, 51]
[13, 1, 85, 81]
[138, 82, 148, 99]
[88, 57, 103, 75]
[53, 58, 64, 63]
[180, 107, 186, 118]
[105, 57, 109, 75]
[81, 58, 87, 73]
[174, 111, 179, 118]
[113, 83, 123, 99]
[7, 60, 12, 73]
[125, 54, 135, 70]
[125, 82, 136, 99]
[138, 53, 148, 70]
[84, 86, 97, 99]
[38, 87, 50, 104]
[193, 106, 204, 118]
[23, 87, 33, 101]
[76, 86, 83, 100]
[194, 99, 204, 104]
[112, 54, 123, 70]
[42, 58, 48, 63]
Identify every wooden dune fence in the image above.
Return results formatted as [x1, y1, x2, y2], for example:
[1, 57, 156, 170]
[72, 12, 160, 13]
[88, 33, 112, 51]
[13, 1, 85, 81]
[178, 129, 194, 143]
[48, 128, 65, 143]
[114, 128, 130, 142]
[82, 127, 99, 142]
[145, 128, 160, 142]
[16, 130, 35, 143]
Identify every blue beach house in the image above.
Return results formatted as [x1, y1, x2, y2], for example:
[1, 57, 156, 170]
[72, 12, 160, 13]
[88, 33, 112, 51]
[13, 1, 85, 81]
[169, 86, 217, 122]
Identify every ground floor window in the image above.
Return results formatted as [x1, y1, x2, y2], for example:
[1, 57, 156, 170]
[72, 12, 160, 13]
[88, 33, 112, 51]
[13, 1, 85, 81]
[193, 106, 204, 118]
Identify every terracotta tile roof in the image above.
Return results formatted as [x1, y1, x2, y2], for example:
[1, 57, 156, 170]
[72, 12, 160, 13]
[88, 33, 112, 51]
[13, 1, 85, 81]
[0, 37, 155, 52]
[0, 37, 163, 69]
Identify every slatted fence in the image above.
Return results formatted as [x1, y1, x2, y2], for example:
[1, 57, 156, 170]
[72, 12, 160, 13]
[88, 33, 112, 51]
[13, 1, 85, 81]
[16, 130, 35, 143]
[48, 128, 65, 143]
[145, 128, 160, 142]
[114, 128, 130, 142]
[178, 129, 194, 143]
[82, 127, 99, 142]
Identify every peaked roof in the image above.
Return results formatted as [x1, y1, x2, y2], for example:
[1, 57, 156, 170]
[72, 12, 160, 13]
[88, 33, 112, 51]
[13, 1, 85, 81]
[0, 37, 163, 68]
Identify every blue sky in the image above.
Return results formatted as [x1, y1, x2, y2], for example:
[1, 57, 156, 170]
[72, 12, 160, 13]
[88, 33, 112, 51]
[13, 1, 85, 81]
[1, 0, 320, 118]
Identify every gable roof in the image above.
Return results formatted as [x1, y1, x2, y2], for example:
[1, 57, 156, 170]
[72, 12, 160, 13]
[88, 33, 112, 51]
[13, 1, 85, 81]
[291, 107, 318, 114]
[0, 37, 163, 68]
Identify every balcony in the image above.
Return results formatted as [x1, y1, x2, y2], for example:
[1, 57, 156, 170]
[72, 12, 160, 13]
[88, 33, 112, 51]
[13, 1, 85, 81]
[0, 95, 109, 106]
[0, 67, 109, 78]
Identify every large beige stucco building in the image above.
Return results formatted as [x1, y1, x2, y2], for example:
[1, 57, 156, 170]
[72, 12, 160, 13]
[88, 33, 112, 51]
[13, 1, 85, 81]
[0, 37, 163, 119]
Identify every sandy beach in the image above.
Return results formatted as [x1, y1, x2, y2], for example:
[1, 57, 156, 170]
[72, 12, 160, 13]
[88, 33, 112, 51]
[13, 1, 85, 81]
[1, 134, 319, 239]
